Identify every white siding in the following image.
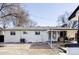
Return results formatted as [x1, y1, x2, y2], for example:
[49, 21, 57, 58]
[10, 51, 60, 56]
[4, 30, 48, 42]
[0, 31, 4, 35]
[21, 31, 48, 42]
[4, 31, 21, 42]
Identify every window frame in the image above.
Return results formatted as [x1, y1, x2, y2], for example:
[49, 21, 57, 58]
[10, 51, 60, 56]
[23, 31, 27, 34]
[10, 31, 16, 35]
[35, 31, 40, 35]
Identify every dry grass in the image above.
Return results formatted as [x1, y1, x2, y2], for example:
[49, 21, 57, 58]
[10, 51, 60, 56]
[0, 43, 59, 55]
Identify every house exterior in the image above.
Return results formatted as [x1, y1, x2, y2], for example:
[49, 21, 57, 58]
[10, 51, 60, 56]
[0, 6, 79, 43]
[0, 26, 77, 43]
[3, 27, 49, 43]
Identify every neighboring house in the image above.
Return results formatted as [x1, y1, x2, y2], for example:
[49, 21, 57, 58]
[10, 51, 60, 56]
[60, 6, 79, 29]
[68, 5, 79, 28]
[67, 5, 79, 41]
[59, 5, 79, 42]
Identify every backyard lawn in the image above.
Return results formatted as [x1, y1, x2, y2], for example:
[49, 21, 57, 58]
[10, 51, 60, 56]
[0, 42, 62, 55]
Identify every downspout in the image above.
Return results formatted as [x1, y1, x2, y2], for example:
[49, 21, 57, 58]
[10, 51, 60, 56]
[50, 28, 52, 48]
[20, 30, 22, 43]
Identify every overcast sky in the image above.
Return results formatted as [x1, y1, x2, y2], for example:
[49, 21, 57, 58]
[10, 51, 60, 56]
[22, 3, 79, 26]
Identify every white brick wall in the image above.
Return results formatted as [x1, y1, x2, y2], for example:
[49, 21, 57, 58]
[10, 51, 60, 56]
[4, 30, 49, 42]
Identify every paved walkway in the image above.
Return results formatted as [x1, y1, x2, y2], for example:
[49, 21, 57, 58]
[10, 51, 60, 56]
[0, 43, 60, 55]
[30, 42, 51, 49]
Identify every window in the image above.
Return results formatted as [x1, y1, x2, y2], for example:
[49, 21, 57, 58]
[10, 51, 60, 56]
[23, 31, 27, 34]
[10, 31, 15, 35]
[35, 31, 40, 35]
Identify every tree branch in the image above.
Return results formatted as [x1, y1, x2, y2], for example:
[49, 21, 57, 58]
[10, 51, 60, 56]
[0, 3, 4, 11]
[0, 13, 20, 18]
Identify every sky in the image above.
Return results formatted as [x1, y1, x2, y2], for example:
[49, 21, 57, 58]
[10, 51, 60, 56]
[22, 3, 79, 26]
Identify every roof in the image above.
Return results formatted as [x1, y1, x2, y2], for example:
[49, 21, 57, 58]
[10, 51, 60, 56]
[61, 24, 67, 27]
[68, 5, 79, 20]
[4, 26, 48, 31]
[2, 26, 75, 31]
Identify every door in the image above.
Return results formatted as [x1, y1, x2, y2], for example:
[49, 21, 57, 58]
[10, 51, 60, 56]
[58, 31, 67, 42]
[60, 31, 66, 37]
[76, 30, 79, 43]
[48, 31, 51, 42]
[20, 38, 25, 43]
[0, 35, 4, 42]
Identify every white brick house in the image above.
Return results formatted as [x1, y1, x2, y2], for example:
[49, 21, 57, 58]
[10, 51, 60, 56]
[3, 27, 49, 43]
[0, 26, 77, 43]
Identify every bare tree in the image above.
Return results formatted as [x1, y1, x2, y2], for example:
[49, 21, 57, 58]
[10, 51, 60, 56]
[26, 20, 37, 27]
[58, 12, 69, 26]
[57, 12, 77, 28]
[0, 3, 36, 28]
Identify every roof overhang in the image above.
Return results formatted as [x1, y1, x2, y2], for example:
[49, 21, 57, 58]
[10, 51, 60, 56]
[68, 5, 79, 20]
